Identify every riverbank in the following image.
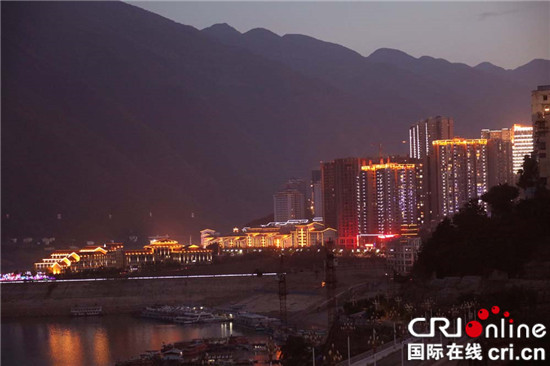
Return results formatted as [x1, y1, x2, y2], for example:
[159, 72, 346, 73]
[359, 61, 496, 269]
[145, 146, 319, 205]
[1, 257, 387, 322]
[1, 274, 276, 317]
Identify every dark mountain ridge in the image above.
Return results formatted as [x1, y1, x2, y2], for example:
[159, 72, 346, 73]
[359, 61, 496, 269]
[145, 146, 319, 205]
[202, 23, 549, 141]
[2, 2, 549, 243]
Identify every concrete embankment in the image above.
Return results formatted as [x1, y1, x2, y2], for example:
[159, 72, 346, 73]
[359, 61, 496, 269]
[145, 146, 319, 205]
[1, 260, 388, 319]
[1, 275, 278, 317]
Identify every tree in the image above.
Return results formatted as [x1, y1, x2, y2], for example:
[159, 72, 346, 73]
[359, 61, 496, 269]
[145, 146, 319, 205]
[517, 155, 539, 193]
[481, 184, 519, 219]
[414, 217, 457, 278]
[280, 336, 312, 366]
[452, 200, 489, 242]
[414, 186, 550, 278]
[415, 200, 492, 277]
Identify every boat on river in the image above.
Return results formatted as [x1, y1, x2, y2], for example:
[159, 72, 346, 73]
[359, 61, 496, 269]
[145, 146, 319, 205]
[233, 313, 279, 332]
[174, 311, 226, 324]
[142, 305, 230, 324]
[71, 305, 102, 316]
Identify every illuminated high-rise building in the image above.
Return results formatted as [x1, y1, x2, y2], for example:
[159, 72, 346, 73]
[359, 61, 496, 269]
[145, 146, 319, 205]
[409, 116, 454, 225]
[273, 178, 308, 222]
[431, 138, 488, 220]
[511, 124, 534, 176]
[481, 128, 513, 187]
[321, 161, 337, 233]
[273, 189, 305, 222]
[321, 158, 363, 248]
[310, 170, 323, 218]
[358, 160, 418, 235]
[285, 178, 307, 198]
[385, 237, 421, 275]
[409, 116, 454, 160]
[531, 85, 550, 187]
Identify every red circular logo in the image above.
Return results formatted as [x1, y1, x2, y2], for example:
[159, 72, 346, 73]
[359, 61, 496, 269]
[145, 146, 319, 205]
[491, 306, 500, 314]
[465, 321, 483, 338]
[478, 308, 489, 320]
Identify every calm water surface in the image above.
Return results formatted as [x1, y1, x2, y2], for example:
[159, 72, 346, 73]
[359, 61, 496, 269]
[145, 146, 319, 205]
[2, 315, 250, 366]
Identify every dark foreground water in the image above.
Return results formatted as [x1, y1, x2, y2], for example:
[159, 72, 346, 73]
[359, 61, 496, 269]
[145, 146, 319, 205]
[1, 315, 251, 366]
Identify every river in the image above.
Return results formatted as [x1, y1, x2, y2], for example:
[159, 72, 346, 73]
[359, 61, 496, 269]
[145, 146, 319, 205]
[1, 314, 256, 366]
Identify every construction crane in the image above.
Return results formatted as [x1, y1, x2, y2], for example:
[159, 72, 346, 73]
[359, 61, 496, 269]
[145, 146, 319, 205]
[278, 253, 287, 326]
[325, 238, 337, 327]
[320, 238, 340, 365]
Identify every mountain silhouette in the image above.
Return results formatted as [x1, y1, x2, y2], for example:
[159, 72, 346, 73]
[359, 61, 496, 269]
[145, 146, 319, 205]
[2, 2, 549, 242]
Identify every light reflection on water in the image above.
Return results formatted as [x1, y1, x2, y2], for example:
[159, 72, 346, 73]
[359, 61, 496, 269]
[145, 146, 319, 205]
[2, 315, 246, 366]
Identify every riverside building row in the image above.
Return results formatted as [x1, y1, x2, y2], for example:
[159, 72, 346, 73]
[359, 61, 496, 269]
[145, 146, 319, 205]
[34, 239, 212, 275]
[201, 220, 337, 249]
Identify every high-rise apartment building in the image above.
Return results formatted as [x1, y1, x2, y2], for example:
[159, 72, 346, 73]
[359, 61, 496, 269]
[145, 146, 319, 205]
[409, 116, 454, 224]
[409, 116, 454, 160]
[310, 170, 323, 218]
[273, 189, 305, 222]
[532, 85, 550, 188]
[385, 237, 421, 275]
[321, 158, 363, 248]
[284, 178, 308, 201]
[321, 161, 337, 231]
[358, 160, 419, 235]
[481, 128, 513, 187]
[511, 124, 534, 176]
[430, 138, 488, 220]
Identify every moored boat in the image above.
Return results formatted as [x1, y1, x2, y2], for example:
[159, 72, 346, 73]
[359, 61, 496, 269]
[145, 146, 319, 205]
[71, 305, 102, 316]
[174, 311, 226, 324]
[142, 305, 230, 324]
[233, 312, 277, 332]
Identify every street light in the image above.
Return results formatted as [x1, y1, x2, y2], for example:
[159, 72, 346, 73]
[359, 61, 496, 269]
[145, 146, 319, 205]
[323, 343, 343, 365]
[340, 320, 356, 365]
[368, 328, 380, 366]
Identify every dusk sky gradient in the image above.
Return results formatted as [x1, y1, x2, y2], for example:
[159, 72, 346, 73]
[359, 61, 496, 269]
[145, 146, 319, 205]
[130, 1, 550, 70]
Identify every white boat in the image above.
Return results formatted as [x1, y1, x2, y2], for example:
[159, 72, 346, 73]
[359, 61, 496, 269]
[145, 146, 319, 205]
[71, 305, 102, 316]
[141, 305, 230, 324]
[141, 305, 193, 321]
[233, 313, 270, 331]
[174, 311, 225, 324]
